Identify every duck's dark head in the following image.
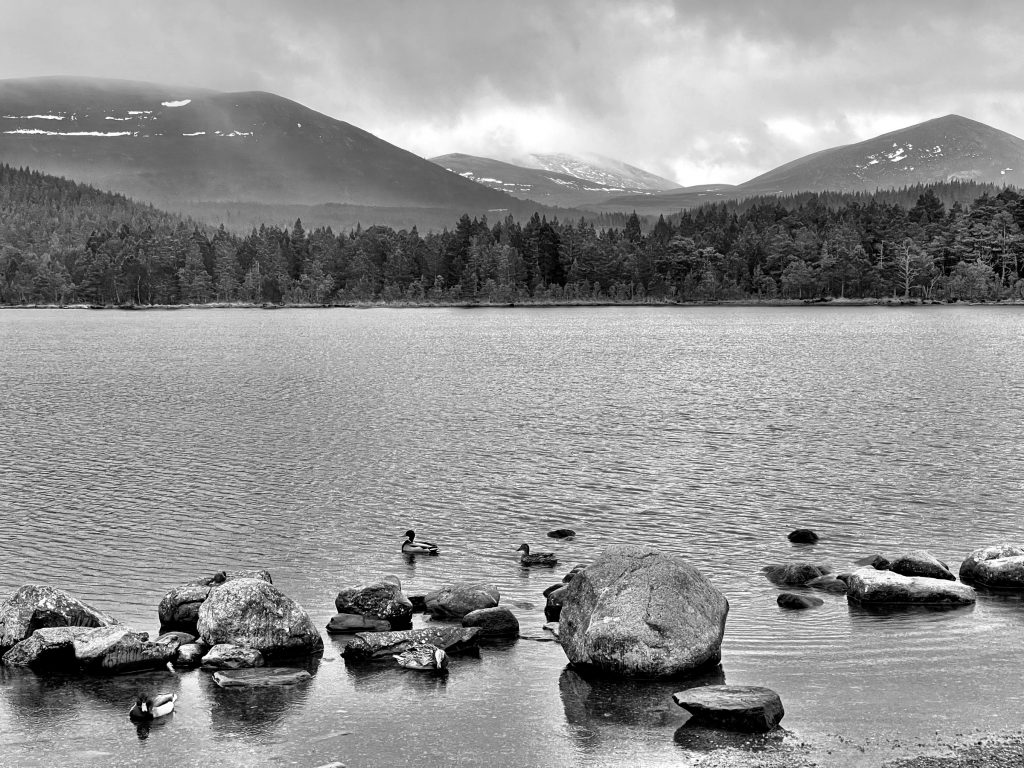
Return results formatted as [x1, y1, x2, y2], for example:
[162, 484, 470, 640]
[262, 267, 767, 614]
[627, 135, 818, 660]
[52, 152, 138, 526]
[135, 695, 148, 712]
[404, 530, 415, 541]
[211, 571, 227, 584]
[516, 543, 530, 554]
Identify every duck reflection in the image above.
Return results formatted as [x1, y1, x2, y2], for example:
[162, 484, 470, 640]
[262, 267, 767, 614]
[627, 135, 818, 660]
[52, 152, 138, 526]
[559, 664, 725, 752]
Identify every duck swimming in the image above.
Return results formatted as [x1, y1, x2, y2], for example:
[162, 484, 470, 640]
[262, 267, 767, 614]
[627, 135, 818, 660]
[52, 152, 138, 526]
[402, 529, 439, 555]
[517, 543, 557, 567]
[128, 692, 178, 721]
[394, 643, 448, 671]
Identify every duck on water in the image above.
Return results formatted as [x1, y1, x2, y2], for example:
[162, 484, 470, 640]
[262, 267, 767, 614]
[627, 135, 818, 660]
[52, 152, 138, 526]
[402, 529, 439, 555]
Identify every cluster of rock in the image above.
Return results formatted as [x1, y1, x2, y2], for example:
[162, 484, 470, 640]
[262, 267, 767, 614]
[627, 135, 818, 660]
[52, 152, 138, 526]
[0, 571, 323, 678]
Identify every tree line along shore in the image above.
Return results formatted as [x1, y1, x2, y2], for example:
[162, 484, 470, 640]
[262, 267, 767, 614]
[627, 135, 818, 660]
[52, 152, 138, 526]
[1, 164, 1023, 307]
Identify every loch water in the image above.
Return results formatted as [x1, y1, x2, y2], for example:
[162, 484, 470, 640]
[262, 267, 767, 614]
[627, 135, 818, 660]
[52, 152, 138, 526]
[1, 305, 1023, 768]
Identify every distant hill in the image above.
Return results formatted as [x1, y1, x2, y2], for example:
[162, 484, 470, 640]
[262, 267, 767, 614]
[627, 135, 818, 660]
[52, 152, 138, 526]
[597, 114, 1024, 214]
[521, 153, 679, 191]
[429, 152, 674, 208]
[0, 76, 563, 226]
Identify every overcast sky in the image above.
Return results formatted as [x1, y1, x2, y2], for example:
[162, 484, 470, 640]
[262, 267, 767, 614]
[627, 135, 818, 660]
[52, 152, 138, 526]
[3, 0, 1023, 185]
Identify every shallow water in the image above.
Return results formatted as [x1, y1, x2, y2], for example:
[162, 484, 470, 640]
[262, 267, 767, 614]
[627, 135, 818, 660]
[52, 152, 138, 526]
[1, 305, 1023, 767]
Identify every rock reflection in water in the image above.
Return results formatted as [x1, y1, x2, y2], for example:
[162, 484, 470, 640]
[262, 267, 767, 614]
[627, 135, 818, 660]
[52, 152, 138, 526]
[200, 664, 315, 736]
[673, 722, 793, 753]
[559, 664, 725, 754]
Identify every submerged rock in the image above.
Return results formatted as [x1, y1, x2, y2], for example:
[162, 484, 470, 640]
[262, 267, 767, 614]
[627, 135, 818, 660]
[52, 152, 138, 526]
[547, 529, 576, 539]
[787, 529, 819, 544]
[846, 567, 976, 606]
[0, 584, 118, 657]
[341, 626, 480, 661]
[559, 544, 728, 679]
[959, 544, 1024, 588]
[423, 583, 500, 619]
[762, 564, 830, 586]
[334, 578, 413, 630]
[888, 550, 954, 581]
[776, 593, 823, 609]
[461, 607, 519, 638]
[158, 570, 273, 635]
[198, 578, 323, 658]
[673, 685, 785, 733]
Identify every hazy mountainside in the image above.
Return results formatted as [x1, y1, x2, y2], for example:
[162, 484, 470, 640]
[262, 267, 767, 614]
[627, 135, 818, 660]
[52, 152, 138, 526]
[522, 153, 679, 191]
[597, 114, 1024, 215]
[0, 76, 560, 225]
[430, 152, 672, 208]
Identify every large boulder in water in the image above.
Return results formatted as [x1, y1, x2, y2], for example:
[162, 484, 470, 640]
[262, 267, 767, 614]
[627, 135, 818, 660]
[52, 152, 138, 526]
[888, 550, 954, 581]
[2, 625, 175, 674]
[0, 584, 118, 656]
[423, 583, 500, 619]
[959, 544, 1024, 588]
[846, 567, 975, 606]
[334, 577, 413, 630]
[197, 578, 323, 658]
[559, 544, 728, 679]
[158, 570, 273, 635]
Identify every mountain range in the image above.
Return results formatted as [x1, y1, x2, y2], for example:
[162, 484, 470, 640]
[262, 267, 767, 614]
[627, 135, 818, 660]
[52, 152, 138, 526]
[1, 76, 1022, 226]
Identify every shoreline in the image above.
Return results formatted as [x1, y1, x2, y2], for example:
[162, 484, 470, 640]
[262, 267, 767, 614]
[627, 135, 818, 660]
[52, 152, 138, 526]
[3, 297, 1024, 311]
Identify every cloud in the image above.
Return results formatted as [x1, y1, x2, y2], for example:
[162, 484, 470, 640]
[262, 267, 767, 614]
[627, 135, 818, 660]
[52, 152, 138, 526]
[3, 0, 1024, 185]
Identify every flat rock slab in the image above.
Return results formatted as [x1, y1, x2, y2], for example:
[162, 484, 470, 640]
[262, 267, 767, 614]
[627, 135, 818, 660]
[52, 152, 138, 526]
[846, 567, 975, 606]
[213, 667, 312, 687]
[673, 685, 784, 733]
[341, 626, 480, 661]
[326, 614, 391, 634]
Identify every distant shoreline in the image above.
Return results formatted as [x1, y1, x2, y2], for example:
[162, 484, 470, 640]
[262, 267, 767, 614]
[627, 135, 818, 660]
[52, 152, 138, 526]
[4, 297, 1024, 311]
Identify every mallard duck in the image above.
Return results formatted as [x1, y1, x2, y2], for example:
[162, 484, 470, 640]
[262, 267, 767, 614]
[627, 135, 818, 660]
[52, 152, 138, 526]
[402, 529, 439, 555]
[128, 692, 178, 720]
[393, 643, 448, 671]
[517, 543, 557, 566]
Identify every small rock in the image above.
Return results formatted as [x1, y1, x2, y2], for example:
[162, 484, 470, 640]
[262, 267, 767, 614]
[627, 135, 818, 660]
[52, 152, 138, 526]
[854, 554, 890, 570]
[888, 550, 955, 581]
[776, 593, 824, 609]
[175, 642, 207, 667]
[787, 529, 819, 544]
[462, 607, 520, 638]
[673, 685, 785, 733]
[806, 575, 848, 594]
[562, 565, 586, 584]
[547, 529, 576, 539]
[334, 579, 413, 630]
[423, 583, 500, 619]
[201, 643, 265, 669]
[544, 585, 568, 622]
[155, 631, 196, 651]
[762, 563, 830, 586]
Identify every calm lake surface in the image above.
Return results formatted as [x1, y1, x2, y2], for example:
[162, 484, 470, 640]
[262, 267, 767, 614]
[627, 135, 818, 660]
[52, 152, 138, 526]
[1, 305, 1023, 768]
